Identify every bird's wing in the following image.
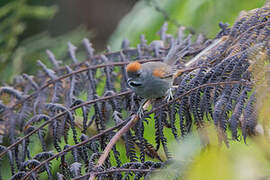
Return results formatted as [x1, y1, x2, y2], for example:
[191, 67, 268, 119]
[151, 64, 174, 79]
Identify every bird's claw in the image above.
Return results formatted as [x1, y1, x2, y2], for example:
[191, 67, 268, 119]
[136, 99, 148, 118]
[137, 105, 145, 119]
[165, 88, 173, 102]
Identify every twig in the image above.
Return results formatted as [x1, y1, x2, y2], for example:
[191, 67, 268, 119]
[96, 115, 139, 166]
[89, 101, 151, 180]
[89, 116, 139, 180]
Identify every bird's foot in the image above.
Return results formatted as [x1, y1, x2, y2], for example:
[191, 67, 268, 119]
[165, 88, 173, 102]
[136, 99, 148, 118]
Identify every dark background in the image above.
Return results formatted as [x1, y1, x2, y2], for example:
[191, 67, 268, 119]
[26, 0, 137, 51]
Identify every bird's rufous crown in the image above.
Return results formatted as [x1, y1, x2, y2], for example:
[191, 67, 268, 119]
[126, 61, 142, 72]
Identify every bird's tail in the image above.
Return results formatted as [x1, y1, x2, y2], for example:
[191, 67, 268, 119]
[164, 39, 187, 66]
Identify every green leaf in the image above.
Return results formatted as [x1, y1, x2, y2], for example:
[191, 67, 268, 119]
[22, 5, 58, 19]
[109, 0, 265, 50]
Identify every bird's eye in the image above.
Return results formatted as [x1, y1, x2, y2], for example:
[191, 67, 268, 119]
[135, 72, 141, 78]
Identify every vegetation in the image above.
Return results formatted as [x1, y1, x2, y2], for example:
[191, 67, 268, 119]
[0, 1, 270, 180]
[0, 0, 91, 83]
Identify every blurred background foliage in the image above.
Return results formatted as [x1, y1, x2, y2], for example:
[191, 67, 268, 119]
[0, 0, 56, 82]
[109, 0, 265, 49]
[0, 0, 91, 82]
[0, 0, 135, 83]
[148, 125, 270, 180]
[1, 0, 270, 179]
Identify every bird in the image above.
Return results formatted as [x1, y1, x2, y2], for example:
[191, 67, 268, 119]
[126, 41, 183, 116]
[126, 61, 174, 100]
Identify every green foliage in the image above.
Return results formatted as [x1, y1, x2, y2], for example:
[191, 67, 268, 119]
[0, 0, 92, 83]
[109, 0, 265, 50]
[3, 27, 91, 82]
[0, 0, 56, 77]
[149, 126, 270, 180]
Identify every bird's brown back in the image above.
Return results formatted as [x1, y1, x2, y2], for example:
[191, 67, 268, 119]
[142, 62, 173, 79]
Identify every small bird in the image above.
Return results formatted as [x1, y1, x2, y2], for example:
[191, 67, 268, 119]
[126, 61, 174, 100]
[126, 41, 184, 116]
[126, 40, 184, 101]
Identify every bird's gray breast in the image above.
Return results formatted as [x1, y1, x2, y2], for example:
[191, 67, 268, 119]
[133, 74, 170, 99]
